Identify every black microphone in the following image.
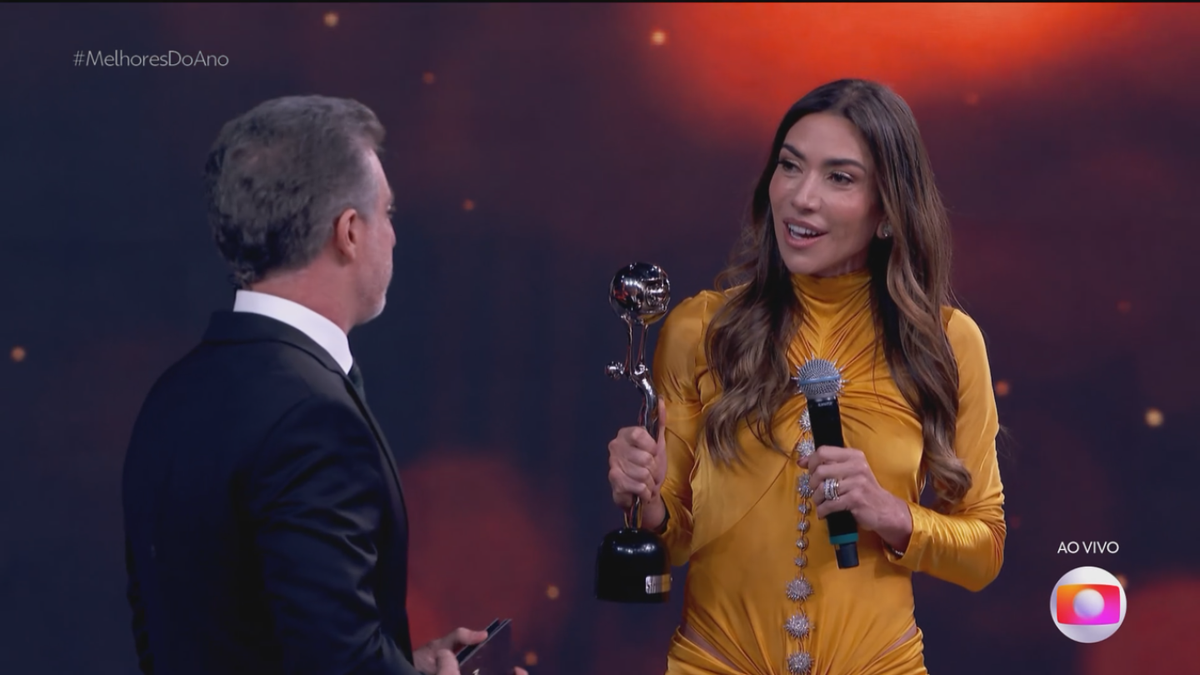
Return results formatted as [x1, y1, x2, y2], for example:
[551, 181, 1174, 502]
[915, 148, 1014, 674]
[795, 358, 859, 569]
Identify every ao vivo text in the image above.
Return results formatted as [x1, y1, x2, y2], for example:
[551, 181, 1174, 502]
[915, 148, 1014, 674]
[1057, 541, 1119, 554]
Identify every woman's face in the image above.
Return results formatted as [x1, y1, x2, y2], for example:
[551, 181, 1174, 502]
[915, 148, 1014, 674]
[769, 112, 885, 278]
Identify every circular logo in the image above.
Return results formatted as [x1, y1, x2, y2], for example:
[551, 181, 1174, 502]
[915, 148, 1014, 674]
[1050, 566, 1127, 643]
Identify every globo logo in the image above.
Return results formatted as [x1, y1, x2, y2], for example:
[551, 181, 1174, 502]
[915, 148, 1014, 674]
[1050, 566, 1126, 642]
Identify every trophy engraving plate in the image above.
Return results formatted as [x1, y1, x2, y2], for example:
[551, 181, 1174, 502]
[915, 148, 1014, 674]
[645, 574, 671, 595]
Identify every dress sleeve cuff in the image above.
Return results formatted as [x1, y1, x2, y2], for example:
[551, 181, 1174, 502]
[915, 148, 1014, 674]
[883, 501, 925, 569]
[652, 505, 670, 534]
[658, 492, 692, 566]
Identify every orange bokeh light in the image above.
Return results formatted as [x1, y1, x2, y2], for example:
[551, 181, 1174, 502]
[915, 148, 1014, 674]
[641, 3, 1134, 133]
[1145, 408, 1163, 427]
[402, 451, 570, 652]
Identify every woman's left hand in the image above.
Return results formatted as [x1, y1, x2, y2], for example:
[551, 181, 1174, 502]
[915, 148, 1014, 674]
[799, 446, 913, 552]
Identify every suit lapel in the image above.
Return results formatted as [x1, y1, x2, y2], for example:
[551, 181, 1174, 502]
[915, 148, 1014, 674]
[342, 380, 410, 525]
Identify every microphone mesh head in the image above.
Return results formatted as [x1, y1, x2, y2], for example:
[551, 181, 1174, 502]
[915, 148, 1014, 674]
[795, 358, 845, 402]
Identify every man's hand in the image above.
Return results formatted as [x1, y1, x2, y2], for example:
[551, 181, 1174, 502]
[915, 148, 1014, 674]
[414, 628, 486, 674]
[413, 626, 530, 675]
[429, 648, 459, 675]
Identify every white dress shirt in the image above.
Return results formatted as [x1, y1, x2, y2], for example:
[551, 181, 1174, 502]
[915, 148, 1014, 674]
[232, 290, 354, 375]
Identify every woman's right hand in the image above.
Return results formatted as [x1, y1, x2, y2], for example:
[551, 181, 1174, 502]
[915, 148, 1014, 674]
[607, 399, 668, 512]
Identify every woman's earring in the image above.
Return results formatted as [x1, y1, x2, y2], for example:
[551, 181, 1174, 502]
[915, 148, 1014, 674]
[879, 223, 893, 239]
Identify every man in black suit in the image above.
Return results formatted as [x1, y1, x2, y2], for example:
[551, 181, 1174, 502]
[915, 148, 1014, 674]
[122, 96, 523, 675]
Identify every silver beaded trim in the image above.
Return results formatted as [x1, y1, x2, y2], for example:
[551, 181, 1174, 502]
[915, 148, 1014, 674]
[795, 437, 815, 457]
[788, 650, 813, 675]
[798, 473, 814, 498]
[787, 389, 816, 674]
[786, 578, 813, 602]
[785, 613, 811, 638]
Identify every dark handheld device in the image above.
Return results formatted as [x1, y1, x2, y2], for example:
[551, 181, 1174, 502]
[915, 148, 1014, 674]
[796, 358, 860, 569]
[456, 618, 514, 674]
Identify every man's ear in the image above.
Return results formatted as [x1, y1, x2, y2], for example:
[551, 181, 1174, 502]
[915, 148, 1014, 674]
[330, 208, 360, 260]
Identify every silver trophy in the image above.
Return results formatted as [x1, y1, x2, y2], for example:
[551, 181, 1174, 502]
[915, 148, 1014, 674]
[595, 262, 672, 603]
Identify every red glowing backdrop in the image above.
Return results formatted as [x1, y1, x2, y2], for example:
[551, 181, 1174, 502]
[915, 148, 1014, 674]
[1, 3, 1198, 674]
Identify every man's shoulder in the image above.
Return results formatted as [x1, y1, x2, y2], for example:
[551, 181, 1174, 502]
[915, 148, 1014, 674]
[137, 337, 353, 432]
[125, 340, 366, 484]
[173, 335, 341, 387]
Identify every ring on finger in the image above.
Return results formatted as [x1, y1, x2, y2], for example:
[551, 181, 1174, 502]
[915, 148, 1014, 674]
[823, 478, 840, 501]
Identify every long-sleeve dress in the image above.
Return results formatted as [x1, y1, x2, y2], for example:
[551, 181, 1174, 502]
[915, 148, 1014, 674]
[653, 269, 1006, 675]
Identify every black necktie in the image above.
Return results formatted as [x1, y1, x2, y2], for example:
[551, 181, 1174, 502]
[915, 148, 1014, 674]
[348, 362, 366, 401]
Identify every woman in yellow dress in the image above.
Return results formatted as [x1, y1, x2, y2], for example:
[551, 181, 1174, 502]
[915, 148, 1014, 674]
[605, 78, 1006, 675]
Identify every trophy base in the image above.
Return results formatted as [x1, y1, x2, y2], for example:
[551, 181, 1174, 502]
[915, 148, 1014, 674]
[594, 527, 672, 604]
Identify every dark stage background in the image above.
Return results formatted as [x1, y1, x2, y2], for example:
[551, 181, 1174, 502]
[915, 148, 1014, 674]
[2, 3, 1198, 674]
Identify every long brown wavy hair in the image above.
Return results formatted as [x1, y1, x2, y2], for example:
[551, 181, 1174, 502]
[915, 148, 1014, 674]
[703, 79, 972, 513]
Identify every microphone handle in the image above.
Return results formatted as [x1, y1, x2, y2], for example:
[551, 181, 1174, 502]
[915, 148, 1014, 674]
[806, 397, 860, 568]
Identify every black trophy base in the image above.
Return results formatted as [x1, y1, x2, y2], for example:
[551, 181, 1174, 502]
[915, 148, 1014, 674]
[595, 527, 671, 603]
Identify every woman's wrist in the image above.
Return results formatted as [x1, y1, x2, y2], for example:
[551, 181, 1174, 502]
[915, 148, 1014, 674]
[878, 495, 914, 554]
[641, 494, 668, 532]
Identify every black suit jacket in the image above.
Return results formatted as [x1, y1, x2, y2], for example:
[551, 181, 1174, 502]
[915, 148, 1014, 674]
[122, 311, 420, 675]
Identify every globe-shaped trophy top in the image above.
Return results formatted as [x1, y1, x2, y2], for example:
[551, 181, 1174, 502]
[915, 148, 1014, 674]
[609, 262, 671, 326]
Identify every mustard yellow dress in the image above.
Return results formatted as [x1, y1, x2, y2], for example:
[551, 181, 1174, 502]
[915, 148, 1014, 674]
[653, 270, 1006, 675]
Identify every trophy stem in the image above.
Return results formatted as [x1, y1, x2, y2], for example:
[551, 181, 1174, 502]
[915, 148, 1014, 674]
[625, 321, 634, 377]
[624, 496, 643, 530]
[636, 322, 649, 373]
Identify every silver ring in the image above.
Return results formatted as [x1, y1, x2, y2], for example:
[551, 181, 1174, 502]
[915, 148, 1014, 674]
[823, 478, 839, 501]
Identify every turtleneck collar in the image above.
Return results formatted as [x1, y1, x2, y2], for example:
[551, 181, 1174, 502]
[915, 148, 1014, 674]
[790, 268, 872, 305]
